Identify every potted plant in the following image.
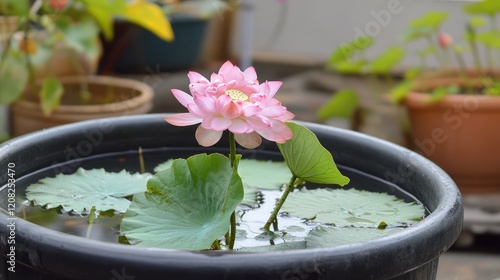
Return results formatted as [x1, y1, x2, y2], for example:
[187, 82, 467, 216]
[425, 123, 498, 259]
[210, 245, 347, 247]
[319, 34, 407, 145]
[388, 0, 500, 194]
[0, 61, 462, 279]
[0, 0, 174, 136]
[99, 0, 235, 73]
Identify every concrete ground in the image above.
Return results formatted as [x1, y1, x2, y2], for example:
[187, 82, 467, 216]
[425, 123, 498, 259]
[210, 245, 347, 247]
[121, 56, 500, 280]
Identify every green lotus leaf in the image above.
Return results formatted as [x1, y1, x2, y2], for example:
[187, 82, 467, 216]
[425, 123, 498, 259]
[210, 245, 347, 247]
[409, 11, 449, 30]
[121, 153, 244, 250]
[155, 158, 291, 206]
[25, 168, 150, 213]
[282, 188, 425, 228]
[278, 122, 350, 186]
[463, 0, 500, 17]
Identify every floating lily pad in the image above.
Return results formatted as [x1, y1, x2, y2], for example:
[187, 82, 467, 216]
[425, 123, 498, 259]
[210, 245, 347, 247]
[238, 160, 291, 189]
[282, 188, 425, 228]
[306, 226, 402, 248]
[153, 159, 175, 173]
[121, 153, 244, 250]
[25, 168, 150, 213]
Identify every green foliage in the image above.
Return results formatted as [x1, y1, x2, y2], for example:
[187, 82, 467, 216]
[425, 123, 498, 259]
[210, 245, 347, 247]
[0, 0, 29, 16]
[332, 60, 367, 75]
[155, 159, 291, 191]
[0, 54, 28, 104]
[485, 83, 500, 96]
[80, 0, 127, 40]
[121, 153, 244, 250]
[463, 0, 500, 17]
[389, 80, 415, 103]
[282, 188, 425, 228]
[328, 36, 374, 65]
[469, 17, 486, 28]
[40, 76, 63, 116]
[0, 0, 174, 111]
[237, 160, 292, 190]
[278, 122, 350, 186]
[317, 89, 359, 121]
[54, 15, 101, 61]
[409, 11, 449, 31]
[155, 158, 291, 206]
[367, 46, 405, 75]
[426, 85, 460, 103]
[26, 168, 150, 213]
[400, 26, 433, 43]
[477, 31, 500, 48]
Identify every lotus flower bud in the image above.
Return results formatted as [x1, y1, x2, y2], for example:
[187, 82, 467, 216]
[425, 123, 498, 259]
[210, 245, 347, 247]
[49, 0, 68, 10]
[438, 33, 453, 48]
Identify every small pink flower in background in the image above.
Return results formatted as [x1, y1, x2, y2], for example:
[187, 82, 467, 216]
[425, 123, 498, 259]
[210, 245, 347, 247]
[438, 33, 453, 48]
[164, 61, 294, 149]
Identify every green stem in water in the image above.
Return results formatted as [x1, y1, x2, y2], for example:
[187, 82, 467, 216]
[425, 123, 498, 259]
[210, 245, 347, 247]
[228, 132, 237, 250]
[138, 146, 145, 174]
[229, 132, 236, 168]
[86, 206, 97, 239]
[263, 175, 298, 232]
[229, 211, 236, 250]
[211, 240, 221, 250]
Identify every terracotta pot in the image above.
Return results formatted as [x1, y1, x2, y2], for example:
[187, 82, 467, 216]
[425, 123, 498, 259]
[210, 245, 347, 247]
[9, 76, 153, 137]
[402, 73, 500, 193]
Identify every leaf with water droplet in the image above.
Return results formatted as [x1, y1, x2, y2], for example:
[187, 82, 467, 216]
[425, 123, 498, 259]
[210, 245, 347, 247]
[25, 168, 151, 213]
[282, 188, 425, 227]
[121, 153, 244, 250]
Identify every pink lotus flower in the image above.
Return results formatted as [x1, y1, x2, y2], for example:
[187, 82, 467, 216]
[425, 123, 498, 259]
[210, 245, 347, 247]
[164, 61, 294, 149]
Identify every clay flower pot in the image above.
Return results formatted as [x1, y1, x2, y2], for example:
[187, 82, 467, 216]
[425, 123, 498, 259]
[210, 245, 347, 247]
[402, 70, 500, 193]
[9, 76, 153, 137]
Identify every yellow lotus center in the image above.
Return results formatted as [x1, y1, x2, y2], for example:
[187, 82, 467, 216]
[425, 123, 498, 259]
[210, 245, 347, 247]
[225, 89, 249, 101]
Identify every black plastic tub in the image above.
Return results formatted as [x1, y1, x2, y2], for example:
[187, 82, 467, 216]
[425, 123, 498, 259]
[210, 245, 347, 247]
[0, 114, 463, 280]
